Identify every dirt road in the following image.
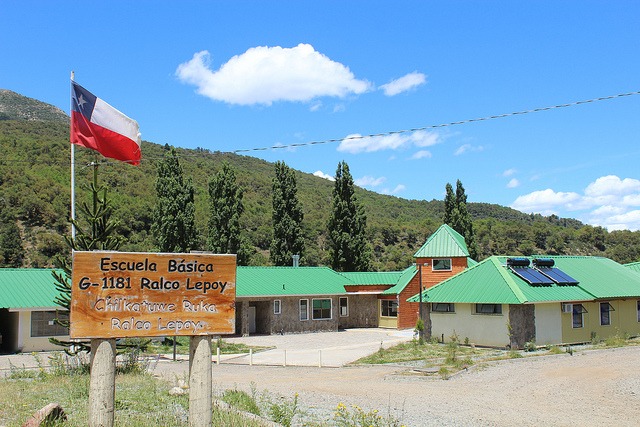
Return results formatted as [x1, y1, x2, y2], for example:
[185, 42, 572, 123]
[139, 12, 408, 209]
[153, 345, 640, 426]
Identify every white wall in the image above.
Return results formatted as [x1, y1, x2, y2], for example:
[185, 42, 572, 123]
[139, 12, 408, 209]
[533, 303, 562, 345]
[431, 303, 510, 347]
[17, 311, 70, 353]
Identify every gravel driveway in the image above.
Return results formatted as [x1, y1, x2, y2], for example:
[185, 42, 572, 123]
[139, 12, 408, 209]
[151, 331, 640, 426]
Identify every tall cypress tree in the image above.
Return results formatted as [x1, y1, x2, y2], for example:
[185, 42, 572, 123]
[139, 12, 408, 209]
[443, 182, 455, 225]
[151, 147, 198, 252]
[270, 161, 304, 266]
[444, 179, 478, 259]
[207, 162, 247, 263]
[327, 161, 370, 272]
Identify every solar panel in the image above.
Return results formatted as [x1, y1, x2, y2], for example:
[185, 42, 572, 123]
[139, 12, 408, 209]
[536, 266, 579, 286]
[510, 267, 554, 286]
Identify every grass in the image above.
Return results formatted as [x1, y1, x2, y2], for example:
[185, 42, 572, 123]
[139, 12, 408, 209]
[0, 366, 272, 427]
[147, 336, 272, 356]
[353, 334, 640, 378]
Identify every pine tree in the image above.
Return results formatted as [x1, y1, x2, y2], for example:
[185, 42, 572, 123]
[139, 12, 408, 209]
[327, 161, 371, 272]
[51, 164, 122, 351]
[207, 162, 248, 264]
[444, 179, 478, 259]
[270, 161, 304, 266]
[151, 147, 198, 252]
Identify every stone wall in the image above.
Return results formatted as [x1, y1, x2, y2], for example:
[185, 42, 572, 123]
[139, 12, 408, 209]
[237, 295, 378, 335]
[509, 304, 536, 349]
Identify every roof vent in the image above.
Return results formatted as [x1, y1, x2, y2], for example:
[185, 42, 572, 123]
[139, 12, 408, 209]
[507, 257, 530, 267]
[532, 258, 555, 268]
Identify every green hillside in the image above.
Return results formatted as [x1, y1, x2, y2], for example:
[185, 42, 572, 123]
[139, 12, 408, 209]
[1, 90, 639, 269]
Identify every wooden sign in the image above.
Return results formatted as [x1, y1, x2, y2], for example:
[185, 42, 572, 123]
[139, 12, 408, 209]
[70, 251, 236, 339]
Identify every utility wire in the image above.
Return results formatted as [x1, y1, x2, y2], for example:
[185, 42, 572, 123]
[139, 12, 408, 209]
[1, 89, 639, 167]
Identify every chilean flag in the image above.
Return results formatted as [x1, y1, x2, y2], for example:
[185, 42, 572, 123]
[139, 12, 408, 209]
[71, 81, 141, 165]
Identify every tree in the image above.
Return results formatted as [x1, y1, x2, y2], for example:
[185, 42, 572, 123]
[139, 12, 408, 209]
[51, 164, 122, 351]
[0, 197, 24, 267]
[443, 183, 455, 225]
[444, 179, 479, 259]
[327, 161, 371, 272]
[208, 162, 248, 264]
[270, 161, 305, 266]
[151, 147, 198, 252]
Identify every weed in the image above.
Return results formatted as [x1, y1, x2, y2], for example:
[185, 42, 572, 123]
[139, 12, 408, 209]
[508, 350, 523, 359]
[523, 340, 537, 352]
[438, 366, 450, 380]
[222, 388, 261, 415]
[268, 392, 299, 427]
[333, 402, 403, 427]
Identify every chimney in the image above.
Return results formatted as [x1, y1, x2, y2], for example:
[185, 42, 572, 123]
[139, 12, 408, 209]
[292, 254, 300, 268]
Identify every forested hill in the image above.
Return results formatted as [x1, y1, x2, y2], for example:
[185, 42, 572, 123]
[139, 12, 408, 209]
[1, 89, 639, 270]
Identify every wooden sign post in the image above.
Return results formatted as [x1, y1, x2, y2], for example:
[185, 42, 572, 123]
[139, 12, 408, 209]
[71, 251, 236, 427]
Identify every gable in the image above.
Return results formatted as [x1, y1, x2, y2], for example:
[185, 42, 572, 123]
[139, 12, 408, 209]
[414, 224, 470, 258]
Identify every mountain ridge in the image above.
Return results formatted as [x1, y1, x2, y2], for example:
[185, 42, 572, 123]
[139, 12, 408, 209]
[1, 88, 638, 269]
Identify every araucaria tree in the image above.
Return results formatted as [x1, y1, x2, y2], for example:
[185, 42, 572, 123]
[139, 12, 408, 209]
[152, 147, 198, 252]
[328, 161, 371, 272]
[208, 162, 246, 262]
[51, 165, 122, 350]
[444, 179, 478, 259]
[270, 161, 304, 266]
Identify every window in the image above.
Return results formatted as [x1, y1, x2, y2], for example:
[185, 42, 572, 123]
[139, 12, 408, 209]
[637, 301, 640, 323]
[31, 311, 69, 337]
[431, 303, 455, 313]
[274, 300, 281, 315]
[432, 259, 452, 271]
[312, 298, 332, 320]
[600, 302, 614, 326]
[381, 300, 398, 317]
[475, 304, 502, 315]
[572, 304, 587, 328]
[299, 299, 309, 321]
[339, 297, 349, 317]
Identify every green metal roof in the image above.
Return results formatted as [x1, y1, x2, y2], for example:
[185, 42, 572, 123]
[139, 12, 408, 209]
[382, 265, 417, 295]
[624, 261, 640, 273]
[341, 271, 404, 286]
[406, 256, 625, 304]
[236, 266, 351, 297]
[0, 269, 64, 309]
[556, 256, 640, 299]
[414, 224, 469, 258]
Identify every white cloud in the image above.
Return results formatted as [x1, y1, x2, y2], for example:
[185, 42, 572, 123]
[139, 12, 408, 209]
[454, 144, 485, 156]
[337, 130, 440, 154]
[584, 175, 640, 197]
[355, 175, 386, 188]
[176, 44, 371, 106]
[511, 189, 581, 215]
[382, 184, 406, 195]
[511, 175, 640, 231]
[503, 168, 517, 177]
[379, 72, 427, 96]
[507, 178, 520, 189]
[313, 170, 334, 181]
[309, 101, 322, 112]
[411, 150, 432, 160]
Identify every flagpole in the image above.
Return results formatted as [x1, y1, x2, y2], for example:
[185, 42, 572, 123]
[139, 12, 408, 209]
[70, 71, 76, 239]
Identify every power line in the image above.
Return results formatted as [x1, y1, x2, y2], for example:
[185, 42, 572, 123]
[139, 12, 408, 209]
[230, 90, 640, 154]
[1, 89, 639, 167]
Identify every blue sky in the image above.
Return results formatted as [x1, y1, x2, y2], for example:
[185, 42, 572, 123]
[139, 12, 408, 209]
[2, 1, 640, 230]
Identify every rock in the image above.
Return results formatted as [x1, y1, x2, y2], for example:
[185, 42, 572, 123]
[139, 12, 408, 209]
[169, 386, 188, 396]
[22, 403, 66, 427]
